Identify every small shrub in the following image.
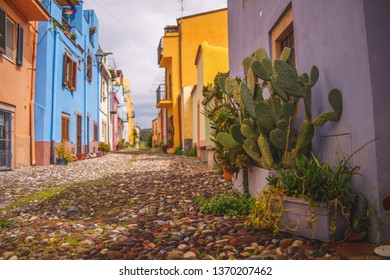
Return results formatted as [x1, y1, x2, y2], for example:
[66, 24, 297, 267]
[116, 139, 125, 150]
[174, 146, 183, 155]
[55, 142, 73, 163]
[98, 142, 110, 153]
[186, 146, 197, 157]
[197, 191, 255, 217]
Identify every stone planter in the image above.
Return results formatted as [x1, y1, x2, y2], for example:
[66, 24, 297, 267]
[278, 196, 350, 242]
[199, 146, 207, 163]
[234, 167, 275, 198]
[206, 147, 216, 169]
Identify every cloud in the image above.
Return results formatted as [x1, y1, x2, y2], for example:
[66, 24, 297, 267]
[83, 0, 227, 128]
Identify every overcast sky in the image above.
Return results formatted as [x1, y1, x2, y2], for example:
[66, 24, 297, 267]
[83, 0, 227, 129]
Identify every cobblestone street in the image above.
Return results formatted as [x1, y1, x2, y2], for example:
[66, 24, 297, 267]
[0, 151, 383, 260]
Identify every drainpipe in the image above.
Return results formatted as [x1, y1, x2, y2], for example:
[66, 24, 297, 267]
[30, 22, 38, 166]
[97, 61, 101, 144]
[83, 34, 88, 155]
[178, 20, 183, 148]
[50, 26, 58, 164]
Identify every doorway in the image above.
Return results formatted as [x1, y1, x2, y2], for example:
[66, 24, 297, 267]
[0, 110, 12, 170]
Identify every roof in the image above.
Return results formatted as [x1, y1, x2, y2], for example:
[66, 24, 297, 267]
[177, 8, 227, 22]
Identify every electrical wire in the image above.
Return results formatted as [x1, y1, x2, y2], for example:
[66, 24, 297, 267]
[90, 0, 155, 50]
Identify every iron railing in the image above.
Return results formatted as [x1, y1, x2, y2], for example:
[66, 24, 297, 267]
[156, 84, 166, 105]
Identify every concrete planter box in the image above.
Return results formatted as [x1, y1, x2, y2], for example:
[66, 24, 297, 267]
[206, 147, 216, 169]
[199, 146, 207, 163]
[279, 196, 349, 242]
[234, 167, 276, 198]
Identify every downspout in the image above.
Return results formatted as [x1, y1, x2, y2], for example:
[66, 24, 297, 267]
[30, 22, 38, 166]
[83, 34, 88, 155]
[97, 63, 101, 143]
[50, 25, 58, 164]
[178, 20, 183, 148]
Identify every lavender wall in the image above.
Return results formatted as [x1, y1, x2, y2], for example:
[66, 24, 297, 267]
[228, 0, 390, 242]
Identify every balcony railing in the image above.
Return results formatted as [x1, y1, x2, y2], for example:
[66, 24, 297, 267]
[156, 84, 167, 105]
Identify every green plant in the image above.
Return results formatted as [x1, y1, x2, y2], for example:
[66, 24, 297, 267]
[70, 33, 77, 40]
[116, 139, 125, 150]
[174, 146, 183, 155]
[98, 142, 110, 153]
[186, 146, 197, 157]
[247, 155, 365, 236]
[55, 142, 73, 163]
[215, 47, 343, 170]
[197, 191, 255, 218]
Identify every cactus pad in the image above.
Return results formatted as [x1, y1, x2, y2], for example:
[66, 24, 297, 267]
[270, 128, 287, 151]
[309, 65, 319, 87]
[280, 47, 292, 62]
[296, 120, 314, 153]
[231, 124, 244, 144]
[255, 101, 275, 133]
[217, 132, 240, 149]
[258, 134, 275, 169]
[240, 83, 256, 118]
[241, 124, 258, 143]
[328, 88, 342, 116]
[312, 112, 340, 127]
[254, 47, 268, 61]
[243, 56, 255, 72]
[274, 59, 303, 97]
[252, 60, 270, 81]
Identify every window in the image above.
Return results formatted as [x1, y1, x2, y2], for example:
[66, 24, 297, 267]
[0, 8, 6, 54]
[271, 5, 295, 62]
[101, 120, 106, 140]
[61, 114, 70, 141]
[5, 17, 14, 61]
[93, 122, 98, 141]
[87, 53, 92, 82]
[64, 52, 77, 90]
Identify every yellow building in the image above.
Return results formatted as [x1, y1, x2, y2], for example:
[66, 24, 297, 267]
[157, 9, 228, 153]
[122, 78, 134, 145]
[193, 41, 229, 153]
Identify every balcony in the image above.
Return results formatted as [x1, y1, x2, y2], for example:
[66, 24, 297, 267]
[55, 0, 79, 6]
[156, 84, 172, 109]
[157, 38, 163, 65]
[9, 0, 50, 21]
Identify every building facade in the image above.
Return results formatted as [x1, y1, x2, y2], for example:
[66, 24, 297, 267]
[228, 0, 390, 242]
[157, 9, 228, 153]
[34, 0, 100, 165]
[0, 0, 49, 170]
[192, 41, 229, 155]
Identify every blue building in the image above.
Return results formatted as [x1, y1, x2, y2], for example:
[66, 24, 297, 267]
[35, 0, 100, 165]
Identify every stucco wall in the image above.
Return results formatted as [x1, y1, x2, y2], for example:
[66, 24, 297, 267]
[34, 2, 100, 164]
[228, 0, 389, 241]
[0, 1, 38, 168]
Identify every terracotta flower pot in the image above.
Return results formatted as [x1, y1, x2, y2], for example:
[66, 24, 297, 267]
[222, 167, 232, 181]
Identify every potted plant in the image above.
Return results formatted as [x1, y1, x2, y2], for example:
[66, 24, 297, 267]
[76, 153, 85, 160]
[247, 155, 365, 242]
[203, 73, 254, 185]
[98, 142, 110, 155]
[89, 26, 97, 35]
[55, 142, 73, 164]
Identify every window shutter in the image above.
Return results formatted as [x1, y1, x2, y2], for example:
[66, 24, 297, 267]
[16, 24, 23, 66]
[71, 60, 77, 90]
[63, 54, 68, 87]
[0, 8, 5, 54]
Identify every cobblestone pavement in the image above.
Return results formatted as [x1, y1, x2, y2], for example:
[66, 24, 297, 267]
[0, 151, 384, 260]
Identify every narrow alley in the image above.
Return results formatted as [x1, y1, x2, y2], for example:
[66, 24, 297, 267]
[0, 151, 381, 260]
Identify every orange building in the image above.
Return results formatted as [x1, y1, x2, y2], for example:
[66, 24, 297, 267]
[0, 0, 49, 170]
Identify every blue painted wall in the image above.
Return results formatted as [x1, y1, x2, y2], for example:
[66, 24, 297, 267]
[35, 0, 100, 164]
[227, 0, 390, 242]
